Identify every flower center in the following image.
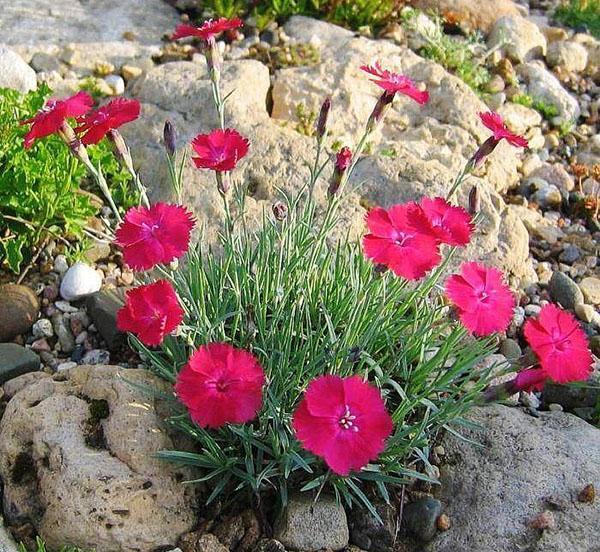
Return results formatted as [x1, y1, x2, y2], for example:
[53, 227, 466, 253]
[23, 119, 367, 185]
[141, 222, 160, 237]
[338, 405, 359, 432]
[394, 232, 410, 246]
[550, 328, 570, 352]
[478, 290, 489, 302]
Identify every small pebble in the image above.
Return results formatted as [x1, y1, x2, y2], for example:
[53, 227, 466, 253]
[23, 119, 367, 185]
[32, 318, 54, 338]
[57, 361, 77, 372]
[578, 484, 595, 504]
[529, 511, 556, 530]
[53, 254, 69, 274]
[549, 403, 564, 412]
[55, 300, 78, 313]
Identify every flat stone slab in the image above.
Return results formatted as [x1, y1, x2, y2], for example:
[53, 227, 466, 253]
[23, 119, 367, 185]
[0, 343, 40, 384]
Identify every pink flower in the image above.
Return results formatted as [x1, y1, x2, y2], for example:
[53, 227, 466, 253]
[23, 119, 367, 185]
[21, 91, 94, 148]
[524, 304, 593, 384]
[175, 343, 265, 429]
[479, 111, 529, 148]
[172, 17, 243, 42]
[445, 262, 515, 336]
[292, 375, 393, 476]
[117, 280, 184, 346]
[115, 203, 195, 271]
[361, 62, 429, 104]
[191, 129, 249, 172]
[514, 368, 548, 393]
[362, 203, 441, 280]
[335, 147, 352, 172]
[75, 98, 141, 145]
[419, 197, 473, 247]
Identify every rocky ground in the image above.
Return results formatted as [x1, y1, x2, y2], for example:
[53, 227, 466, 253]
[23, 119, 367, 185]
[0, 0, 599, 550]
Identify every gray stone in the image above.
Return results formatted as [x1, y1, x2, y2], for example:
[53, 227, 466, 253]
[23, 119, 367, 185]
[542, 370, 600, 412]
[488, 15, 547, 63]
[2, 371, 50, 400]
[0, 284, 40, 342]
[81, 349, 110, 365]
[86, 289, 126, 349]
[274, 494, 349, 551]
[52, 313, 75, 354]
[579, 277, 600, 305]
[348, 502, 397, 552]
[30, 51, 61, 73]
[60, 262, 102, 301]
[32, 318, 54, 339]
[532, 184, 562, 210]
[548, 271, 584, 310]
[528, 163, 574, 193]
[574, 303, 599, 325]
[53, 254, 69, 274]
[546, 40, 588, 72]
[0, 343, 40, 384]
[0, 519, 19, 552]
[0, 46, 36, 92]
[426, 405, 600, 551]
[402, 497, 442, 542]
[559, 244, 581, 264]
[500, 338, 522, 361]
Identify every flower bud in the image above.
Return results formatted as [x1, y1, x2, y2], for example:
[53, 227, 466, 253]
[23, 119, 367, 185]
[468, 135, 498, 171]
[163, 119, 177, 157]
[204, 38, 222, 85]
[468, 185, 480, 215]
[366, 91, 394, 134]
[315, 97, 331, 140]
[108, 129, 135, 175]
[328, 147, 352, 197]
[272, 201, 288, 221]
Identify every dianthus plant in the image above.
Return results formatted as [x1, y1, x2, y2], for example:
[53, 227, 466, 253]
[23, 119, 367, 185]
[21, 17, 593, 523]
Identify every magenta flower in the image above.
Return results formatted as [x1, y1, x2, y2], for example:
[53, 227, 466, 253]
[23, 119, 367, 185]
[524, 304, 592, 384]
[21, 91, 94, 148]
[172, 17, 243, 42]
[292, 375, 393, 476]
[361, 62, 429, 104]
[479, 112, 529, 148]
[362, 203, 441, 280]
[445, 262, 515, 336]
[175, 343, 265, 429]
[419, 197, 473, 247]
[115, 203, 195, 271]
[117, 280, 184, 346]
[75, 98, 141, 145]
[514, 368, 548, 393]
[191, 128, 249, 172]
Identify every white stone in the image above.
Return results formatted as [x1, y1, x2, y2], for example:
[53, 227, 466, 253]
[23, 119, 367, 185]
[488, 15, 547, 63]
[59, 262, 102, 301]
[32, 319, 54, 339]
[104, 74, 125, 95]
[52, 254, 69, 274]
[0, 46, 36, 92]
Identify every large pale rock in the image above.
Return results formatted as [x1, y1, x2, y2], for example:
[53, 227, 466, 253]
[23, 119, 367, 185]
[0, 46, 36, 92]
[0, 0, 177, 45]
[488, 15, 547, 63]
[411, 0, 521, 33]
[124, 18, 533, 282]
[517, 62, 580, 122]
[546, 40, 589, 72]
[425, 405, 600, 551]
[0, 365, 197, 552]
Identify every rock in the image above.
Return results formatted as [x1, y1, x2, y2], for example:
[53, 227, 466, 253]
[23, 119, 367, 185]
[575, 304, 600, 326]
[531, 184, 562, 210]
[274, 494, 349, 551]
[427, 405, 600, 551]
[546, 40, 588, 72]
[348, 502, 397, 552]
[86, 289, 126, 349]
[528, 163, 574, 193]
[0, 365, 196, 552]
[60, 262, 103, 301]
[498, 103, 542, 135]
[548, 271, 585, 309]
[0, 284, 40, 342]
[53, 254, 69, 274]
[32, 318, 54, 339]
[411, 0, 521, 33]
[30, 51, 61, 73]
[579, 277, 600, 305]
[0, 343, 40, 384]
[402, 497, 442, 542]
[52, 313, 75, 354]
[488, 15, 547, 63]
[121, 64, 144, 80]
[542, 370, 600, 412]
[57, 360, 78, 372]
[104, 74, 125, 95]
[55, 300, 78, 313]
[84, 239, 111, 263]
[213, 515, 245, 549]
[559, 244, 581, 264]
[500, 338, 522, 361]
[0, 520, 20, 552]
[517, 62, 580, 122]
[81, 349, 110, 365]
[0, 0, 178, 46]
[2, 372, 50, 400]
[0, 46, 36, 92]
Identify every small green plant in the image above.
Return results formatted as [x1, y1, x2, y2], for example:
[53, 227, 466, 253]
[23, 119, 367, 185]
[294, 102, 317, 136]
[554, 0, 600, 39]
[512, 93, 560, 120]
[18, 537, 87, 552]
[0, 86, 135, 273]
[403, 10, 491, 93]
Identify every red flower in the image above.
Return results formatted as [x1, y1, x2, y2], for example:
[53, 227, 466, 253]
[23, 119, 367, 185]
[175, 343, 265, 429]
[292, 375, 393, 476]
[191, 129, 249, 172]
[172, 17, 243, 42]
[479, 111, 528, 148]
[21, 91, 94, 148]
[361, 62, 429, 104]
[524, 304, 593, 384]
[419, 197, 473, 247]
[75, 98, 141, 145]
[514, 368, 548, 393]
[362, 203, 441, 280]
[115, 203, 195, 271]
[445, 262, 515, 336]
[335, 147, 352, 172]
[117, 280, 184, 346]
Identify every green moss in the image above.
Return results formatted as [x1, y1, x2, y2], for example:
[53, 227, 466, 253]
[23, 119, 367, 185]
[554, 0, 600, 39]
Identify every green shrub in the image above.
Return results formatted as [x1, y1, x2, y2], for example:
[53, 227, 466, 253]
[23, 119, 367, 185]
[554, 0, 600, 39]
[512, 93, 560, 120]
[0, 86, 136, 273]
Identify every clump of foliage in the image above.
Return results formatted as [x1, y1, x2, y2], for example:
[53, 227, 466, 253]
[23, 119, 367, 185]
[401, 9, 491, 94]
[294, 102, 317, 135]
[250, 42, 320, 71]
[18, 538, 86, 552]
[0, 86, 136, 273]
[554, 0, 600, 39]
[512, 93, 560, 120]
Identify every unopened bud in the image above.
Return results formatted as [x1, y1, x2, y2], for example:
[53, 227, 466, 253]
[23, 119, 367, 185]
[272, 201, 288, 221]
[215, 171, 230, 195]
[328, 146, 352, 197]
[468, 185, 480, 215]
[204, 38, 222, 84]
[316, 97, 331, 140]
[163, 119, 177, 157]
[108, 129, 135, 175]
[366, 91, 394, 134]
[468, 135, 498, 170]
